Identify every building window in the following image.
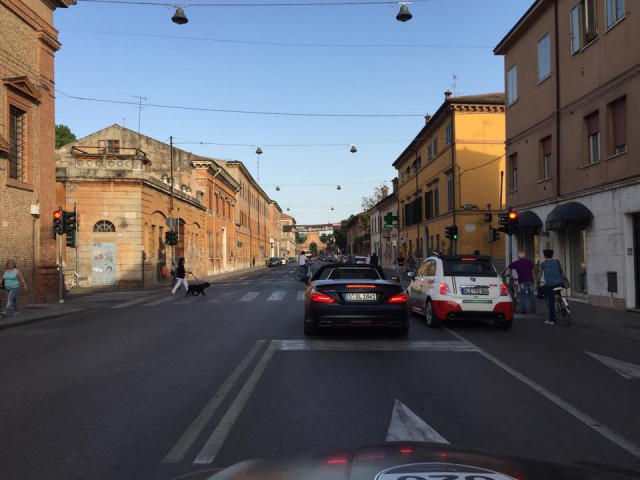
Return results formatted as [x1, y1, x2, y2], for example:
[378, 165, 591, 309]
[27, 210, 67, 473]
[445, 124, 453, 145]
[433, 184, 440, 216]
[537, 33, 551, 81]
[609, 97, 627, 155]
[605, 0, 625, 28]
[415, 154, 422, 171]
[427, 144, 432, 161]
[446, 175, 454, 212]
[93, 220, 116, 232]
[425, 190, 433, 219]
[9, 105, 26, 181]
[586, 111, 600, 164]
[405, 166, 411, 180]
[508, 153, 518, 191]
[433, 138, 438, 155]
[541, 137, 552, 179]
[99, 139, 120, 154]
[571, 0, 598, 54]
[507, 64, 518, 105]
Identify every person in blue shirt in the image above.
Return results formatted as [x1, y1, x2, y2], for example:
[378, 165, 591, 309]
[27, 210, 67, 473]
[2, 259, 28, 317]
[536, 249, 564, 325]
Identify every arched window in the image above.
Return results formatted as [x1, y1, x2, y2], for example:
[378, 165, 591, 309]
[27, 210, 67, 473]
[93, 220, 116, 232]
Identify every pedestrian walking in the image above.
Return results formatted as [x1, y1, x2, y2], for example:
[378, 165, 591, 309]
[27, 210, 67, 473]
[407, 254, 417, 272]
[396, 252, 405, 273]
[365, 254, 371, 264]
[536, 249, 564, 325]
[170, 258, 191, 296]
[1, 259, 28, 317]
[502, 252, 536, 314]
[370, 252, 379, 266]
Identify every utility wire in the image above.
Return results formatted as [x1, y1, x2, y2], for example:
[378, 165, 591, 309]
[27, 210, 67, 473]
[77, 0, 428, 7]
[174, 139, 409, 147]
[61, 29, 491, 49]
[55, 90, 424, 118]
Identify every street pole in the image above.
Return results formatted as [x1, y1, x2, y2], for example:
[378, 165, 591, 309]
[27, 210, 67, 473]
[74, 202, 79, 280]
[170, 136, 175, 267]
[58, 230, 64, 303]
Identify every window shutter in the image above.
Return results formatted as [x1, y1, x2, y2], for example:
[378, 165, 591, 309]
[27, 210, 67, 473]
[587, 112, 599, 135]
[612, 98, 627, 147]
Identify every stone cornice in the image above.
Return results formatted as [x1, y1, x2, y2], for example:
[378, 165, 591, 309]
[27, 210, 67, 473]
[3, 76, 42, 103]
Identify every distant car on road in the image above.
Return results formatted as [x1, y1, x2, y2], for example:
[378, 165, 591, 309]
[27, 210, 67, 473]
[267, 257, 281, 267]
[304, 264, 408, 336]
[407, 254, 513, 329]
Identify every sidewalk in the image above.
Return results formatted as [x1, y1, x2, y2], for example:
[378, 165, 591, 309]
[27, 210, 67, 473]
[381, 267, 640, 343]
[0, 265, 268, 331]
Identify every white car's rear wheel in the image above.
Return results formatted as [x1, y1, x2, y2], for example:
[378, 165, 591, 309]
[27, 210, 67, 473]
[425, 300, 442, 328]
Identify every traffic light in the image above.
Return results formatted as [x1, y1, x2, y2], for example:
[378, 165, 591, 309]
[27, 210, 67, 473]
[445, 225, 458, 240]
[490, 227, 500, 242]
[497, 211, 509, 233]
[165, 231, 179, 245]
[508, 210, 519, 234]
[52, 210, 64, 234]
[64, 210, 77, 234]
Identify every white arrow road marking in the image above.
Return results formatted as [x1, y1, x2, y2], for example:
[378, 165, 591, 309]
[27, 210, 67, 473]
[585, 351, 640, 380]
[447, 329, 640, 460]
[297, 291, 305, 301]
[386, 400, 449, 443]
[239, 292, 260, 302]
[163, 340, 266, 463]
[267, 291, 286, 301]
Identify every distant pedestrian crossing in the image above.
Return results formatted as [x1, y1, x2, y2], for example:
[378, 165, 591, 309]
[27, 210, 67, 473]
[102, 289, 307, 309]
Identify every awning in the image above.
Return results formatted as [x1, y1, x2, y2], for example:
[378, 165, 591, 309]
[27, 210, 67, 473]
[545, 202, 593, 231]
[517, 210, 543, 234]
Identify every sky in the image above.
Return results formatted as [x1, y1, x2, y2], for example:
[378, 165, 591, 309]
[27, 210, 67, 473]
[53, 0, 533, 225]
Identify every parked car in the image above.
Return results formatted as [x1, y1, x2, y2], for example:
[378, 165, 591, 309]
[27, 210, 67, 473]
[304, 264, 408, 335]
[267, 257, 281, 267]
[407, 254, 513, 329]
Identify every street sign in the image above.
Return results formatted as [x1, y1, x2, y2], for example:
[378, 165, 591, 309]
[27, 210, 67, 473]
[166, 217, 176, 228]
[384, 212, 398, 227]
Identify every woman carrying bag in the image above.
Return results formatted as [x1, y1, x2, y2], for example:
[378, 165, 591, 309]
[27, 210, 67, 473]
[1, 259, 28, 317]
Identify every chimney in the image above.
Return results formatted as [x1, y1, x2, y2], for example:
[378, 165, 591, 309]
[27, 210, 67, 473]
[444, 90, 452, 100]
[381, 185, 389, 198]
[424, 113, 432, 124]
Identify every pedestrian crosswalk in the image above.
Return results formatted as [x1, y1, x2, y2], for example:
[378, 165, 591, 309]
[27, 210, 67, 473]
[102, 290, 307, 309]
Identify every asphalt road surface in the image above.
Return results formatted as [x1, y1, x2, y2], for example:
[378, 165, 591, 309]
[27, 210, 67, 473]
[1, 261, 639, 479]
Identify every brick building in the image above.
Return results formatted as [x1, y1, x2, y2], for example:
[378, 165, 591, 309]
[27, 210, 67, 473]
[56, 125, 241, 286]
[0, 0, 74, 303]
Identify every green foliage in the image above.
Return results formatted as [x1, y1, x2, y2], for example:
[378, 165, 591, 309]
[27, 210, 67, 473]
[309, 242, 318, 256]
[55, 124, 76, 148]
[295, 231, 307, 244]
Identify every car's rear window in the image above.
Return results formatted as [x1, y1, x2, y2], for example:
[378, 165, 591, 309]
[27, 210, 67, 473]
[443, 260, 497, 277]
[314, 268, 383, 281]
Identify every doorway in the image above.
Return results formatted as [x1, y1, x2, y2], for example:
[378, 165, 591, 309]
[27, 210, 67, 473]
[633, 215, 640, 307]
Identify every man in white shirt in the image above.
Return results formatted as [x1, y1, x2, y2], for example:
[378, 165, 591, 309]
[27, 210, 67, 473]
[298, 250, 311, 277]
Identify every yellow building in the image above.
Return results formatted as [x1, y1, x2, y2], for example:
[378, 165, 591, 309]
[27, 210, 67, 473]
[393, 91, 506, 265]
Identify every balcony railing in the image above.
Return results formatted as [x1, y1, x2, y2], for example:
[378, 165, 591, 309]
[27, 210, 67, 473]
[71, 145, 147, 161]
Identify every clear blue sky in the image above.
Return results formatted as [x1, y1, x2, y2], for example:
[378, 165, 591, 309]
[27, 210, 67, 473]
[54, 0, 532, 225]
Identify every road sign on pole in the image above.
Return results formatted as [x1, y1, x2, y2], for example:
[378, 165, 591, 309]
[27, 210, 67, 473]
[166, 217, 176, 229]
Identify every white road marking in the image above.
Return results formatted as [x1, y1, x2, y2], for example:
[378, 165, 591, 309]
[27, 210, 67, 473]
[163, 340, 266, 463]
[267, 291, 286, 301]
[207, 292, 234, 303]
[112, 296, 158, 309]
[195, 341, 276, 464]
[237, 277, 247, 280]
[386, 399, 449, 443]
[239, 292, 260, 302]
[297, 291, 305, 301]
[447, 329, 640, 460]
[585, 351, 640, 380]
[142, 296, 176, 307]
[273, 339, 477, 352]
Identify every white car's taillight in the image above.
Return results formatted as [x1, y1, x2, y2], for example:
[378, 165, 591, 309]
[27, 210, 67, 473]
[500, 284, 509, 296]
[439, 283, 451, 295]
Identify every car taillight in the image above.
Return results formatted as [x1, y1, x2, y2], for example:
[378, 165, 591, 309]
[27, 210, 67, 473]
[311, 291, 335, 303]
[500, 284, 509, 296]
[387, 293, 407, 303]
[439, 283, 450, 295]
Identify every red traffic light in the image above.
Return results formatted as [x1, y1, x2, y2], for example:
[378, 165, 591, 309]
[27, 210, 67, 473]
[508, 211, 518, 220]
[53, 210, 63, 219]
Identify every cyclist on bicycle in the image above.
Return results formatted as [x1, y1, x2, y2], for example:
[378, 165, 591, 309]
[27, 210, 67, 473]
[298, 250, 312, 278]
[536, 249, 564, 325]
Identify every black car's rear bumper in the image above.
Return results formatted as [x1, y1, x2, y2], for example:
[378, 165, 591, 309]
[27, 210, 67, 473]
[305, 303, 409, 329]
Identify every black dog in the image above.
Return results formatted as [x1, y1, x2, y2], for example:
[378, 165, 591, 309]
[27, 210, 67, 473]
[186, 282, 211, 296]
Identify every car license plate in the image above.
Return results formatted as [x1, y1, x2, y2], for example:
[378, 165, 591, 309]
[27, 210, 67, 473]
[345, 293, 377, 301]
[461, 286, 489, 295]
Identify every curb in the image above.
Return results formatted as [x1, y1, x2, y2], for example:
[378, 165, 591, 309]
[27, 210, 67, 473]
[0, 308, 85, 330]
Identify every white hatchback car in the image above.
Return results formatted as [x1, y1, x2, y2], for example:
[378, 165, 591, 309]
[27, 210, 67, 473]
[407, 254, 513, 329]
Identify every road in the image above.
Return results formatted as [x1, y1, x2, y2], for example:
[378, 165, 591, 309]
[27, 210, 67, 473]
[1, 261, 639, 479]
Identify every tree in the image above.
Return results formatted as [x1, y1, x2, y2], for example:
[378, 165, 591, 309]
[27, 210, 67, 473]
[309, 242, 318, 257]
[359, 184, 387, 232]
[295, 231, 307, 244]
[332, 215, 353, 252]
[55, 124, 76, 148]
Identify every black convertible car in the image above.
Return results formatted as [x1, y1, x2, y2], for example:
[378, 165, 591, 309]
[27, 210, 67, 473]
[303, 264, 409, 335]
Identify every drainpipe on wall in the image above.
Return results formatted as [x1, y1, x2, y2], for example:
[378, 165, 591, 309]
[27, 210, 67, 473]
[554, 0, 561, 197]
[451, 106, 457, 254]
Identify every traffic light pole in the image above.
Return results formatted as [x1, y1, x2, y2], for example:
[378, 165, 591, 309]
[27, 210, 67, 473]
[58, 227, 64, 304]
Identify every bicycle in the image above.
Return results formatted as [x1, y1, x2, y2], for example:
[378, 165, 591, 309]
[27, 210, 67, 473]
[501, 273, 519, 312]
[293, 264, 312, 283]
[552, 286, 572, 326]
